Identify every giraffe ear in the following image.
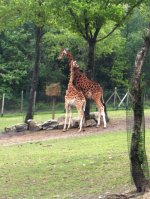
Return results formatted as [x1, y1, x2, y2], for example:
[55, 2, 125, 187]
[74, 61, 79, 68]
[63, 48, 68, 54]
[72, 60, 76, 66]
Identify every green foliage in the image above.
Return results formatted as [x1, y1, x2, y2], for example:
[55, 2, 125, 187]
[40, 27, 87, 92]
[57, 0, 145, 41]
[122, 7, 150, 85]
[0, 27, 34, 98]
[0, 0, 150, 101]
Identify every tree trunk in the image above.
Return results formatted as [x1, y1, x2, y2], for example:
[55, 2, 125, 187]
[131, 23, 150, 192]
[85, 40, 96, 119]
[86, 40, 96, 79]
[25, 26, 42, 123]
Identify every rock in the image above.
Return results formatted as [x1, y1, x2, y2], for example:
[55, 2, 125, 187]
[5, 126, 16, 133]
[57, 122, 64, 130]
[41, 120, 52, 129]
[27, 119, 42, 131]
[71, 119, 79, 128]
[57, 116, 65, 123]
[85, 119, 97, 127]
[41, 120, 58, 130]
[15, 123, 28, 132]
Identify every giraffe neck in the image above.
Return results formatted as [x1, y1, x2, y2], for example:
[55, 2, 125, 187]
[65, 51, 75, 84]
[66, 51, 74, 63]
[68, 61, 74, 87]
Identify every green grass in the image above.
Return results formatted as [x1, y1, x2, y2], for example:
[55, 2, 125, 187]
[0, 130, 150, 199]
[0, 131, 131, 198]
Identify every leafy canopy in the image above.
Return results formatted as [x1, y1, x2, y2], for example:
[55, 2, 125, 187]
[56, 0, 145, 42]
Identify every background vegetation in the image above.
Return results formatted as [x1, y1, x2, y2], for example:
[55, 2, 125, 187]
[0, 1, 150, 103]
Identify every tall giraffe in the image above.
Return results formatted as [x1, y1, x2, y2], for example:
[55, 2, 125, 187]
[58, 48, 107, 128]
[63, 60, 86, 132]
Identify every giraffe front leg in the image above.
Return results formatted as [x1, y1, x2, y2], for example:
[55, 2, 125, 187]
[96, 111, 101, 128]
[101, 110, 106, 128]
[67, 107, 72, 130]
[63, 106, 69, 132]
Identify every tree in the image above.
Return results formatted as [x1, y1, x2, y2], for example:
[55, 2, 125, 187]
[0, 25, 35, 99]
[0, 0, 57, 122]
[131, 22, 150, 192]
[57, 0, 145, 118]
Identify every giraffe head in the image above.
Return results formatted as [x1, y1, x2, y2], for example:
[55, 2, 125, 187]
[58, 48, 68, 60]
[71, 60, 79, 69]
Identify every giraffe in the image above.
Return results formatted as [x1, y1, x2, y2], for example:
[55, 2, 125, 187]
[58, 48, 107, 128]
[63, 60, 86, 132]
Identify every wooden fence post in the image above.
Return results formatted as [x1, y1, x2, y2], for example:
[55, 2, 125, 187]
[1, 93, 5, 117]
[21, 90, 24, 112]
[33, 91, 37, 113]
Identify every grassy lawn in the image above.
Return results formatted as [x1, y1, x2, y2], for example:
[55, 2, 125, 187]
[0, 131, 129, 198]
[0, 130, 150, 199]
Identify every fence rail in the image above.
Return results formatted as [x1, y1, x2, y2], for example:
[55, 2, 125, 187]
[1, 87, 150, 117]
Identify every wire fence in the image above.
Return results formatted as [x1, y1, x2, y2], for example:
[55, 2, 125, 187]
[1, 87, 150, 117]
[0, 86, 150, 135]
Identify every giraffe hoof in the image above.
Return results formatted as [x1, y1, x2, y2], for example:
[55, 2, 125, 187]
[96, 125, 100, 128]
[62, 129, 66, 132]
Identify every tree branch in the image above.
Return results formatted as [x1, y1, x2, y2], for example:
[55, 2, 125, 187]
[104, 0, 110, 9]
[97, 0, 144, 42]
[69, 8, 87, 40]
[93, 27, 100, 41]
[83, 10, 90, 40]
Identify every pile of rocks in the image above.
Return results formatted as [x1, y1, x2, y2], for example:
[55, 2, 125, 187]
[4, 113, 99, 133]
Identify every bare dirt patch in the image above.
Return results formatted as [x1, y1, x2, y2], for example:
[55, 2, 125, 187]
[1, 116, 150, 146]
[0, 118, 125, 146]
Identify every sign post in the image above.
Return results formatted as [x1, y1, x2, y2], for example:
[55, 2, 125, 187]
[45, 83, 61, 119]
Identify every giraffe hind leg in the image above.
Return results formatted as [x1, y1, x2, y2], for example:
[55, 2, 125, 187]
[97, 111, 101, 128]
[94, 100, 106, 128]
[78, 111, 84, 132]
[100, 109, 106, 128]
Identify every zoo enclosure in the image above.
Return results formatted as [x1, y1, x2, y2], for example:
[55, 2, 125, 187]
[1, 87, 150, 117]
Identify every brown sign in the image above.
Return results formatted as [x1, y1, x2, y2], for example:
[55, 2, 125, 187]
[45, 83, 61, 96]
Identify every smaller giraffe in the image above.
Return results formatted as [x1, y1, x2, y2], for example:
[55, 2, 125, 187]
[63, 60, 86, 132]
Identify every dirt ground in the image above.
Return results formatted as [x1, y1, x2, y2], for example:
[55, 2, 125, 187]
[0, 117, 127, 146]
[0, 116, 150, 146]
